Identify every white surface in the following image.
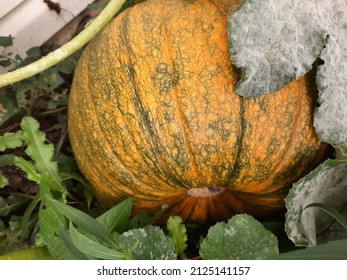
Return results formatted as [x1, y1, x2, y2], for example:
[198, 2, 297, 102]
[0, 0, 24, 19]
[0, 0, 95, 73]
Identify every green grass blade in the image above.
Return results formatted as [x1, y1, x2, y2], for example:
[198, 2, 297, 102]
[21, 192, 40, 241]
[304, 203, 347, 230]
[46, 196, 118, 248]
[278, 239, 347, 259]
[69, 222, 129, 260]
[59, 226, 91, 260]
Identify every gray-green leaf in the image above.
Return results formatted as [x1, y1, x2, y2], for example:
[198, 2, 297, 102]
[285, 159, 347, 247]
[118, 226, 177, 260]
[228, 0, 347, 151]
[199, 214, 278, 260]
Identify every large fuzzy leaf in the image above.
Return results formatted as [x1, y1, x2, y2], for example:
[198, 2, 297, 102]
[228, 0, 347, 151]
[285, 159, 347, 247]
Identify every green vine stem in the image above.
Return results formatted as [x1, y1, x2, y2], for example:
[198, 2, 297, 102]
[0, 0, 126, 88]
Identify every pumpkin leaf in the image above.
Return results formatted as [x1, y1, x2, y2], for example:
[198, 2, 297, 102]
[199, 214, 278, 260]
[278, 239, 347, 260]
[285, 159, 347, 247]
[20, 116, 64, 192]
[304, 203, 347, 230]
[228, 0, 347, 151]
[118, 226, 177, 260]
[96, 198, 132, 234]
[166, 216, 187, 256]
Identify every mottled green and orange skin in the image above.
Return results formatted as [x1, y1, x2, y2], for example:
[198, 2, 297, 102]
[68, 0, 329, 223]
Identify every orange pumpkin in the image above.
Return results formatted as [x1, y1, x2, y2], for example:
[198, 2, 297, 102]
[68, 0, 329, 223]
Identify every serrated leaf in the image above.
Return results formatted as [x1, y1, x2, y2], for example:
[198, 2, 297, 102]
[118, 226, 177, 260]
[14, 156, 41, 184]
[20, 116, 64, 192]
[278, 239, 347, 260]
[285, 159, 347, 247]
[97, 198, 132, 234]
[167, 216, 187, 255]
[228, 0, 347, 151]
[0, 130, 24, 152]
[200, 214, 278, 260]
[68, 222, 129, 260]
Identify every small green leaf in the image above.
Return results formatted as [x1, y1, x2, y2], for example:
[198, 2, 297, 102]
[14, 156, 41, 184]
[26, 47, 41, 59]
[0, 35, 14, 48]
[97, 198, 132, 234]
[118, 226, 177, 260]
[278, 239, 347, 260]
[167, 216, 187, 255]
[0, 130, 24, 152]
[0, 173, 8, 188]
[200, 214, 279, 260]
[69, 222, 129, 260]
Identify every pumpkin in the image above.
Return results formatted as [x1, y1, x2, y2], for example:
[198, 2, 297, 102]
[68, 0, 329, 223]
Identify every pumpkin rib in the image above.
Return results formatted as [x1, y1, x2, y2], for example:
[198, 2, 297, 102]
[157, 1, 206, 188]
[264, 81, 306, 186]
[225, 97, 246, 187]
[80, 48, 167, 200]
[117, 10, 195, 192]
